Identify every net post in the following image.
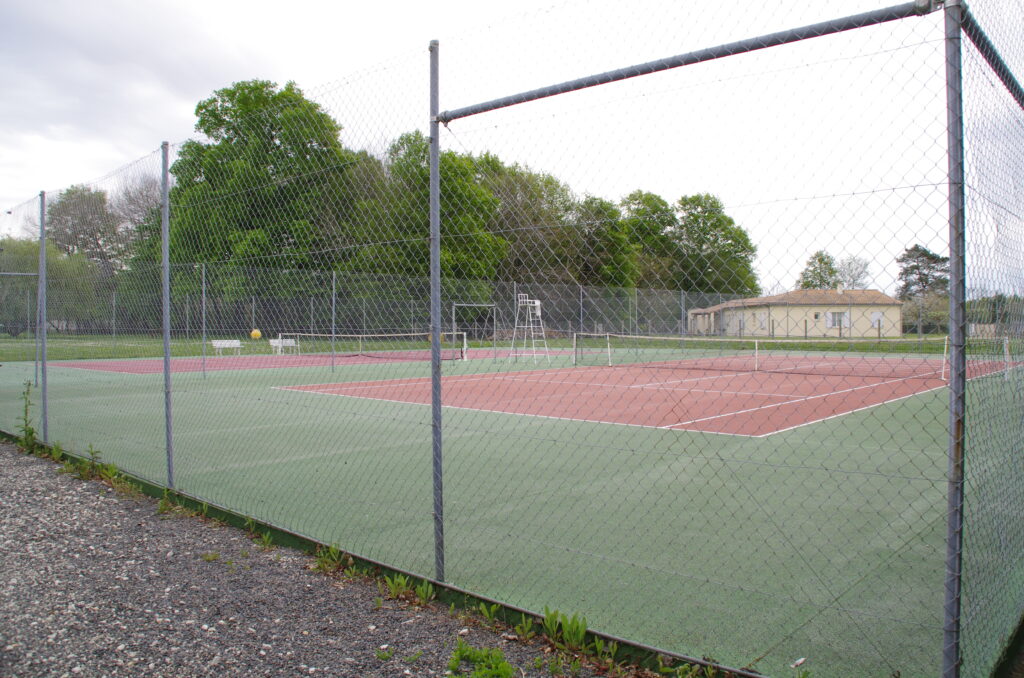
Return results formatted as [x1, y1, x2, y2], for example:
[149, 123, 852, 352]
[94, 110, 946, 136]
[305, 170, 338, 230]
[1004, 336, 1011, 380]
[942, 335, 950, 381]
[754, 339, 760, 372]
[572, 332, 577, 366]
[462, 331, 468, 361]
[606, 333, 612, 367]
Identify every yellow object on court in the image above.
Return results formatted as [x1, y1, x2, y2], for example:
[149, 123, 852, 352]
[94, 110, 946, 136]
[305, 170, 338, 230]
[250, 329, 262, 340]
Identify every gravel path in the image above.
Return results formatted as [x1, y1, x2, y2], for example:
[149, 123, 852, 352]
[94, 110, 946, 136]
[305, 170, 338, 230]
[0, 442, 599, 678]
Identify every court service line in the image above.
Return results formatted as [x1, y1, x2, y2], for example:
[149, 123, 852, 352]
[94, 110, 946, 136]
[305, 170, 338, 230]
[662, 373, 944, 429]
[751, 384, 949, 438]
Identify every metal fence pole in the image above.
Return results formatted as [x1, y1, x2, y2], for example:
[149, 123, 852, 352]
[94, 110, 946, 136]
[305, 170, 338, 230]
[160, 142, 175, 489]
[111, 289, 117, 346]
[429, 39, 446, 583]
[201, 263, 207, 378]
[37, 191, 47, 443]
[942, 3, 967, 676]
[331, 271, 336, 372]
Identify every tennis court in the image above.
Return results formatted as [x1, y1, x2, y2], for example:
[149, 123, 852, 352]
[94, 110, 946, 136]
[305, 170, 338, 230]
[4, 334, 1014, 676]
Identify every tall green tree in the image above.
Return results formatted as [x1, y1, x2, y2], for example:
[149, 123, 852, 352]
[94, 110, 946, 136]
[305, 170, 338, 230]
[476, 154, 577, 284]
[671, 193, 759, 295]
[341, 131, 508, 283]
[570, 196, 639, 288]
[165, 80, 359, 276]
[797, 250, 840, 289]
[896, 244, 949, 300]
[620, 190, 678, 289]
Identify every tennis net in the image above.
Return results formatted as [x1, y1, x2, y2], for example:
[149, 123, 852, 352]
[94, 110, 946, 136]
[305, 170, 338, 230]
[276, 332, 467, 362]
[571, 333, 991, 380]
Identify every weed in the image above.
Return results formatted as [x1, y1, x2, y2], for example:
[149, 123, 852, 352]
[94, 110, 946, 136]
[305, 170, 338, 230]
[568, 655, 581, 677]
[200, 552, 220, 562]
[549, 655, 564, 676]
[59, 460, 76, 475]
[18, 382, 39, 454]
[199, 502, 210, 519]
[109, 474, 142, 499]
[447, 637, 515, 677]
[384, 573, 412, 600]
[375, 645, 395, 661]
[533, 657, 545, 671]
[46, 441, 65, 463]
[559, 612, 588, 652]
[403, 650, 423, 663]
[156, 490, 174, 514]
[373, 596, 383, 610]
[478, 602, 500, 626]
[257, 531, 274, 551]
[795, 671, 812, 678]
[514, 613, 536, 640]
[314, 544, 343, 574]
[542, 606, 561, 644]
[240, 549, 250, 558]
[414, 579, 435, 606]
[243, 517, 257, 535]
[343, 565, 360, 578]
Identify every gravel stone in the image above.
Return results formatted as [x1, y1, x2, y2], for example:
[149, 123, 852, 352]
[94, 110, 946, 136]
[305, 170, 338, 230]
[0, 442, 597, 677]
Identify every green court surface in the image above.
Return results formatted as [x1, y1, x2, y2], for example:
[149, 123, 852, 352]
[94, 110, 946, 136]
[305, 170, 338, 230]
[0, 346, 979, 677]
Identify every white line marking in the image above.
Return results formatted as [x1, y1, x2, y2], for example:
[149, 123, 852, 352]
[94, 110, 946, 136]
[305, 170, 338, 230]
[662, 374, 945, 429]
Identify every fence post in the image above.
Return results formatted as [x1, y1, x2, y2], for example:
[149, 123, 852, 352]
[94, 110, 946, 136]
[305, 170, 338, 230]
[331, 271, 337, 371]
[201, 263, 207, 378]
[37, 191, 47, 443]
[942, 2, 967, 676]
[112, 289, 117, 346]
[160, 142, 175, 489]
[429, 39, 446, 583]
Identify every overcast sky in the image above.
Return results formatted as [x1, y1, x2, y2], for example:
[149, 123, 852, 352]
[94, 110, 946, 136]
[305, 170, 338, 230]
[2, 0, 1010, 294]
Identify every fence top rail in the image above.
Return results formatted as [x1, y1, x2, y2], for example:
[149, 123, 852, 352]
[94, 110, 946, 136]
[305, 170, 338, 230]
[437, 0, 935, 123]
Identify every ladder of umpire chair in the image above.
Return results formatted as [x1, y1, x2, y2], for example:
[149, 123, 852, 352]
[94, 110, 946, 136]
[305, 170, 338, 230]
[509, 294, 550, 364]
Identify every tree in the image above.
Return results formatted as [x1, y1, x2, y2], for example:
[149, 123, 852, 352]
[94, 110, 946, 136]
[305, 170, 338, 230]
[620, 190, 678, 289]
[837, 255, 870, 289]
[896, 244, 949, 300]
[165, 79, 359, 275]
[46, 184, 128, 279]
[670, 194, 759, 295]
[569, 196, 639, 288]
[797, 250, 840, 289]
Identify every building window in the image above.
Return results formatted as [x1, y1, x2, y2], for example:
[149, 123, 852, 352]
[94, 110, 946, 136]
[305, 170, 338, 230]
[827, 311, 848, 328]
[814, 312, 820, 320]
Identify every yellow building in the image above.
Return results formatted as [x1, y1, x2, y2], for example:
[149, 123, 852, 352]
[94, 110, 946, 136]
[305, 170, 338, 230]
[688, 288, 903, 338]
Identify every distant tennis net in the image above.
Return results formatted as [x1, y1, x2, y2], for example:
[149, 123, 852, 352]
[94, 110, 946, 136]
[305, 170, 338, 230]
[277, 331, 467, 362]
[570, 333, 1010, 380]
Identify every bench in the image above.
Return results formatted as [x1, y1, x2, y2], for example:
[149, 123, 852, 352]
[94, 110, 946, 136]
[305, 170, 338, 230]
[211, 339, 242, 356]
[269, 337, 299, 355]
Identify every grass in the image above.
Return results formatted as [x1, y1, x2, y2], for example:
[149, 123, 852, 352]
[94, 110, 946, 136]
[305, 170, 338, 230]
[0, 342, 972, 677]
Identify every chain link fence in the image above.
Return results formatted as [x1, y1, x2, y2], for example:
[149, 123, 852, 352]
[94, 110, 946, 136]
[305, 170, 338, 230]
[0, 2, 1021, 676]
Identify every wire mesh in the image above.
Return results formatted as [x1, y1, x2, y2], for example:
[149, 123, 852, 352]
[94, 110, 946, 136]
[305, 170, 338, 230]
[0, 2, 1020, 676]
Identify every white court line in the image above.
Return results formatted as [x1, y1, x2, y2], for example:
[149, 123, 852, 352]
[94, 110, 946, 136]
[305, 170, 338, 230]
[273, 367, 948, 439]
[662, 373, 946, 429]
[751, 385, 949, 438]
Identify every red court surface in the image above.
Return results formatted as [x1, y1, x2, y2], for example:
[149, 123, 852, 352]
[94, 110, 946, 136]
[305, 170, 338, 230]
[279, 364, 950, 437]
